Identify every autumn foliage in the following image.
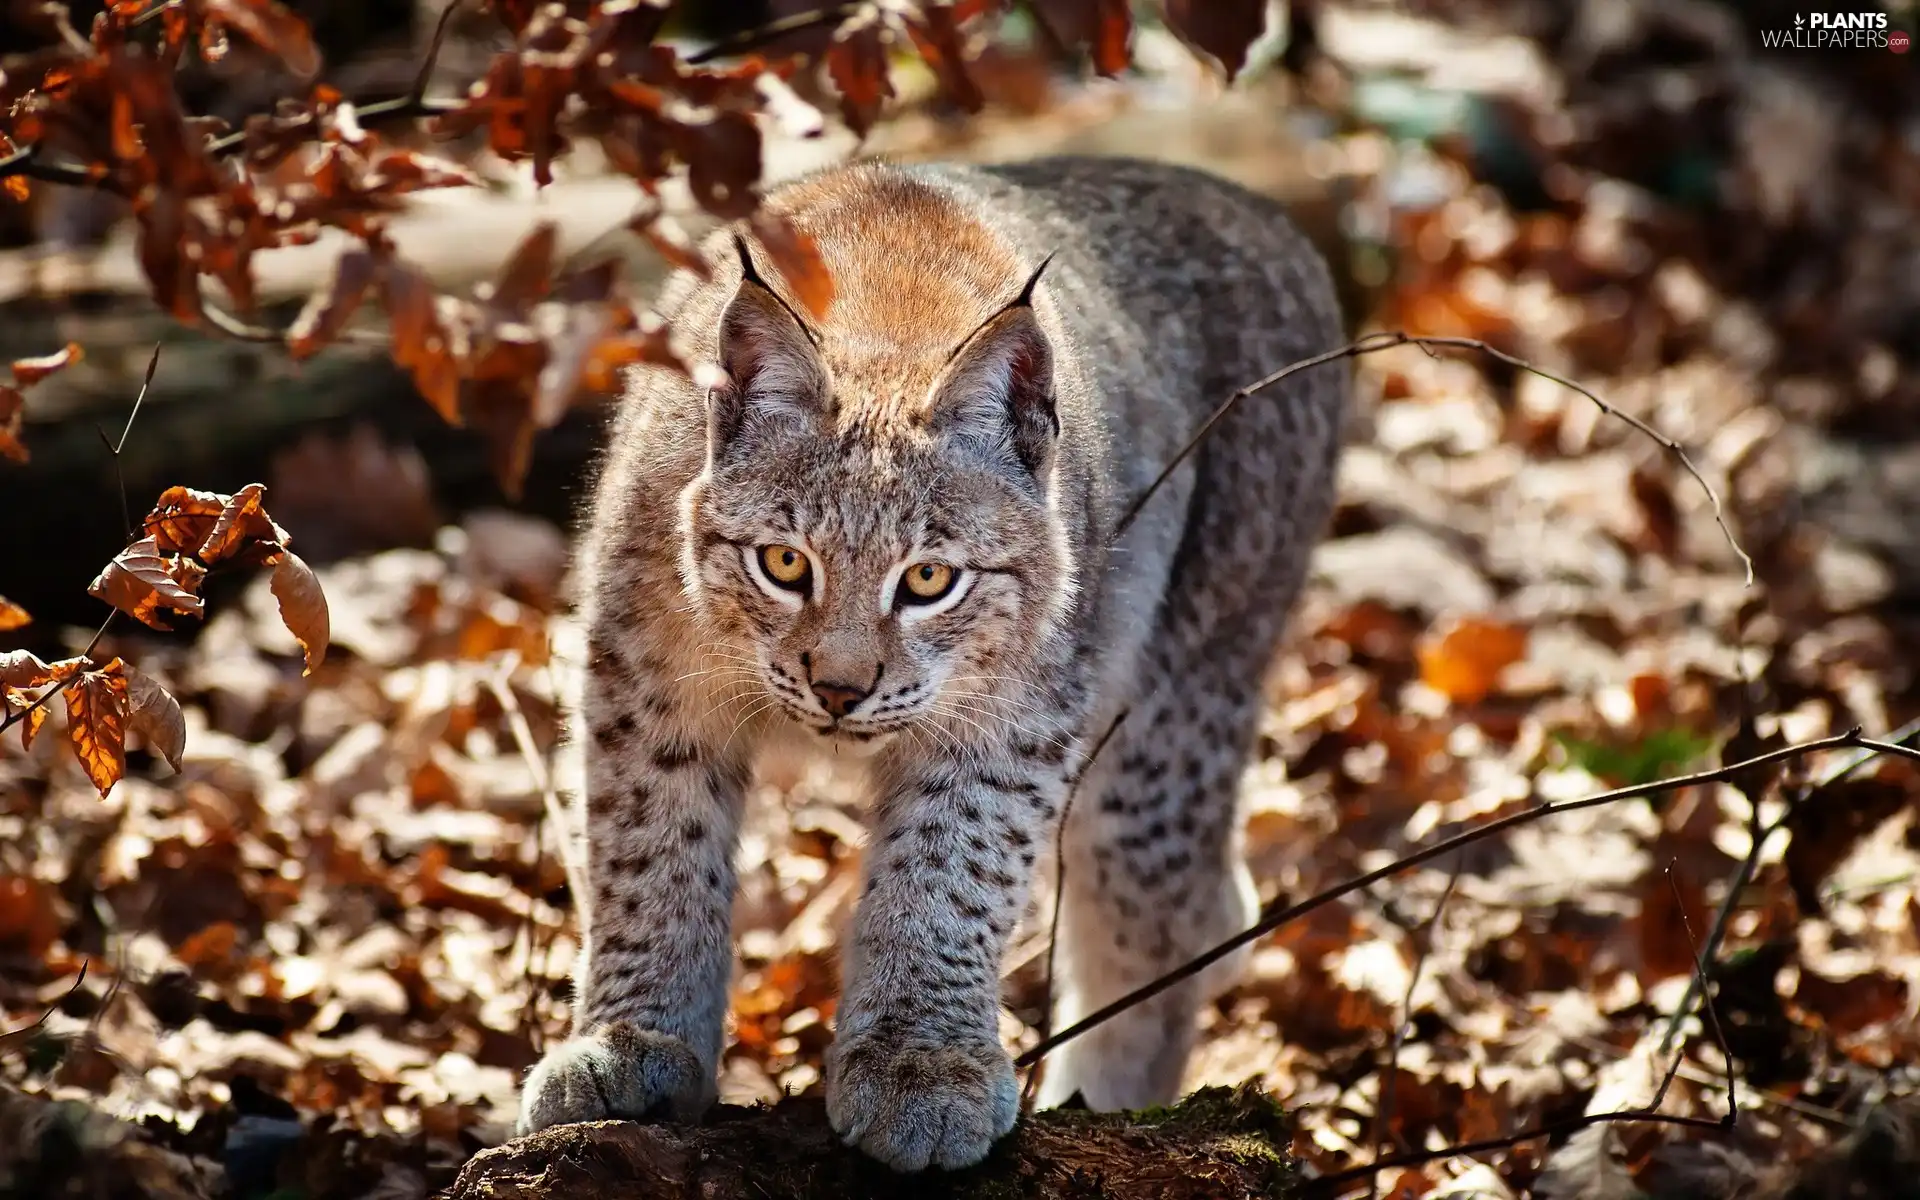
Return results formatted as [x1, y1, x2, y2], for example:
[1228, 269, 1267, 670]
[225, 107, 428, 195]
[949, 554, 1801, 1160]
[0, 0, 1242, 499]
[0, 0, 1255, 803]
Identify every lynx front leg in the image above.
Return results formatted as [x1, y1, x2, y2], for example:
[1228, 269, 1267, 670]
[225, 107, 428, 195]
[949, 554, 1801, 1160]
[517, 647, 749, 1134]
[826, 742, 1067, 1171]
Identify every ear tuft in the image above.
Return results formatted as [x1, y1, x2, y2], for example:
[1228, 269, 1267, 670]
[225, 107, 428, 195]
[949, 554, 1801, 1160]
[929, 303, 1056, 476]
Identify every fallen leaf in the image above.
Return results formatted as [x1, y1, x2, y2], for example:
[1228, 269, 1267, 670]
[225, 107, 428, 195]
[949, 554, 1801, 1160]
[1783, 776, 1913, 915]
[631, 203, 712, 278]
[902, 3, 984, 113]
[0, 876, 62, 959]
[0, 596, 29, 631]
[1416, 616, 1529, 705]
[486, 222, 557, 313]
[175, 920, 243, 971]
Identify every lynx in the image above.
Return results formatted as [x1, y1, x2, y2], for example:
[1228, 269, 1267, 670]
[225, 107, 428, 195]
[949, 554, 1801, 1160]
[517, 155, 1347, 1172]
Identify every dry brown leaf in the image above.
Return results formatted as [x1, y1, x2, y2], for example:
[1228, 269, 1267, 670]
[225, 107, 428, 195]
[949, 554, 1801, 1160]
[4, 656, 75, 751]
[125, 663, 186, 773]
[13, 692, 49, 750]
[750, 212, 834, 322]
[825, 10, 893, 138]
[0, 875, 62, 959]
[487, 221, 558, 313]
[0, 595, 29, 631]
[88, 536, 208, 630]
[1416, 615, 1529, 705]
[143, 485, 230, 555]
[0, 385, 26, 463]
[10, 341, 83, 387]
[287, 249, 378, 360]
[1162, 0, 1269, 80]
[271, 550, 330, 675]
[175, 920, 243, 971]
[632, 204, 712, 279]
[65, 658, 129, 798]
[384, 259, 463, 426]
[204, 0, 320, 77]
[1031, 0, 1133, 76]
[0, 650, 53, 689]
[198, 482, 290, 564]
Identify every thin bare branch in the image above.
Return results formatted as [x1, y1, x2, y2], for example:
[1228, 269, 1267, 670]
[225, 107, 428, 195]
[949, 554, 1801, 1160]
[1308, 856, 1739, 1195]
[0, 962, 89, 1055]
[1114, 331, 1755, 587]
[1021, 706, 1129, 1113]
[1659, 717, 1920, 1055]
[1016, 727, 1884, 1069]
[684, 2, 863, 65]
[1367, 862, 1459, 1199]
[1669, 866, 1738, 1126]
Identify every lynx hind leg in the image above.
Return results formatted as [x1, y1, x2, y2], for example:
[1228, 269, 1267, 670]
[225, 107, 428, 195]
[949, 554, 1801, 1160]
[1034, 646, 1264, 1113]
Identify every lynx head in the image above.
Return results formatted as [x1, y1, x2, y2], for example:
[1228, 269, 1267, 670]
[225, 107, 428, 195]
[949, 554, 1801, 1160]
[678, 234, 1073, 749]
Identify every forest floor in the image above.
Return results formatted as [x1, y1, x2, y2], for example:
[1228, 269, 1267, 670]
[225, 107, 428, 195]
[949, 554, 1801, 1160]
[4, 5, 1920, 1199]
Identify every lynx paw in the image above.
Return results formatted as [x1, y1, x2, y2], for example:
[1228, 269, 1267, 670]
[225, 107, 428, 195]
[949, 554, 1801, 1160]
[516, 1022, 716, 1135]
[825, 1031, 1019, 1172]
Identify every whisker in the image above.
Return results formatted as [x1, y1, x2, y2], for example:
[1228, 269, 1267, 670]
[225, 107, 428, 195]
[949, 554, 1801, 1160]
[938, 691, 1071, 748]
[721, 695, 783, 756]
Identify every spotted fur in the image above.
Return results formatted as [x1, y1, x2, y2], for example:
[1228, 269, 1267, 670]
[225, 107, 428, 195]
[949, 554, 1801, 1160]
[517, 156, 1347, 1171]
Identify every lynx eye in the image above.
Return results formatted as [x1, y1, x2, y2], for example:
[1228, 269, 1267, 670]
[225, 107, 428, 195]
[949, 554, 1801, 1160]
[898, 562, 958, 605]
[758, 544, 811, 591]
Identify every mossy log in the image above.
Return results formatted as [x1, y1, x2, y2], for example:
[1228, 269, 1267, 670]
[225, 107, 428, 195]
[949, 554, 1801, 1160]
[443, 1086, 1302, 1200]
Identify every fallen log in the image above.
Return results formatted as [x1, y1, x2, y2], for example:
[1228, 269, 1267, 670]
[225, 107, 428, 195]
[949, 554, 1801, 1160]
[443, 1085, 1303, 1200]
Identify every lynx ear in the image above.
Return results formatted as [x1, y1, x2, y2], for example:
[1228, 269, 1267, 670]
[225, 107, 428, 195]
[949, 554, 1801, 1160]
[929, 254, 1057, 476]
[708, 235, 827, 456]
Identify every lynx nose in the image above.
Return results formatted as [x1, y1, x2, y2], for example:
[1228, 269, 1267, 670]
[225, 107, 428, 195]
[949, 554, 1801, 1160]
[810, 680, 870, 718]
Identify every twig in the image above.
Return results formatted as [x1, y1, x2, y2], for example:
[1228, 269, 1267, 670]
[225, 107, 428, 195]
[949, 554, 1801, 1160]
[1015, 727, 1911, 1069]
[1021, 707, 1129, 1113]
[1657, 715, 1920, 1055]
[90, 344, 161, 542]
[683, 2, 863, 65]
[412, 0, 467, 106]
[1669, 866, 1737, 1126]
[0, 962, 88, 1055]
[1307, 859, 1738, 1196]
[481, 652, 569, 1052]
[1112, 332, 1755, 587]
[198, 296, 390, 348]
[1366, 862, 1459, 1199]
[0, 345, 154, 735]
